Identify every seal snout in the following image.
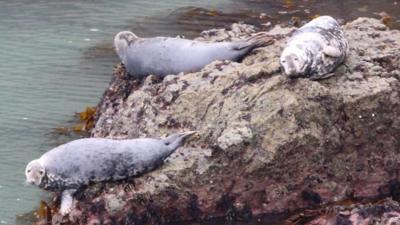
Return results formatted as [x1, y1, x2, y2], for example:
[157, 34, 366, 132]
[284, 67, 297, 76]
[26, 179, 35, 186]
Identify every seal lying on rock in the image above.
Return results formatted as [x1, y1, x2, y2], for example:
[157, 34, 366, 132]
[280, 16, 349, 80]
[114, 31, 273, 78]
[25, 131, 195, 215]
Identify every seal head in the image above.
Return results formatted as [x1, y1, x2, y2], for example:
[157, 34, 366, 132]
[280, 46, 308, 77]
[114, 31, 138, 64]
[25, 160, 45, 186]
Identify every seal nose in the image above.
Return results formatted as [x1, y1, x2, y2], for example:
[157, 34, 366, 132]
[285, 68, 296, 76]
[26, 180, 34, 185]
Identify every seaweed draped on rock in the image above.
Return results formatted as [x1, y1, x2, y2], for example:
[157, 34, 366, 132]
[46, 18, 400, 225]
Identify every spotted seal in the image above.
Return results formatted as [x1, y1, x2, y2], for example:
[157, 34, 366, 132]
[280, 16, 349, 79]
[114, 31, 273, 78]
[25, 131, 195, 215]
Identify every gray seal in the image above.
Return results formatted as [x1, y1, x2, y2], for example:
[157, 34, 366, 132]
[280, 16, 349, 80]
[114, 31, 273, 78]
[25, 131, 195, 215]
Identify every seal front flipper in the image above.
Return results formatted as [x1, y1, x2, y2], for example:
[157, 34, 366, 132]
[323, 45, 342, 57]
[60, 189, 76, 215]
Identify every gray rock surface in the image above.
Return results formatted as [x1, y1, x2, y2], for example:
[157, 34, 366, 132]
[40, 18, 400, 225]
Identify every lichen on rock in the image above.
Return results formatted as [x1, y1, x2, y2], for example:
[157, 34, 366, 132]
[41, 18, 400, 225]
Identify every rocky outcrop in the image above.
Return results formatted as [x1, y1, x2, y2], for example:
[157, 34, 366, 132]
[48, 18, 400, 225]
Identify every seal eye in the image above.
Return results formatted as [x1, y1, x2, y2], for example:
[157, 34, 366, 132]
[39, 171, 44, 175]
[282, 60, 286, 63]
[27, 170, 31, 173]
[294, 58, 299, 61]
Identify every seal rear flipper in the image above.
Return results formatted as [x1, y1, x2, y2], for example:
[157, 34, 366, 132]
[162, 131, 197, 150]
[323, 45, 342, 57]
[233, 32, 274, 50]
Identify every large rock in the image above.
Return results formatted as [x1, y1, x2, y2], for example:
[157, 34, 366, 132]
[53, 18, 400, 224]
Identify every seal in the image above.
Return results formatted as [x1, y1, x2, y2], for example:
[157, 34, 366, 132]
[25, 131, 196, 215]
[114, 31, 273, 78]
[280, 16, 349, 79]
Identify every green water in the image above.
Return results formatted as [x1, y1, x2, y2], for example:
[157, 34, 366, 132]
[0, 0, 398, 224]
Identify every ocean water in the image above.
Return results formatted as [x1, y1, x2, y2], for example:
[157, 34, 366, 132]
[0, 0, 398, 224]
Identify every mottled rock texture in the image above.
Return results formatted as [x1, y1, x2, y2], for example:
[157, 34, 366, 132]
[304, 198, 400, 225]
[50, 18, 400, 224]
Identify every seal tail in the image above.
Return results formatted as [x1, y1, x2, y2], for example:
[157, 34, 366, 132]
[162, 131, 197, 151]
[243, 32, 274, 49]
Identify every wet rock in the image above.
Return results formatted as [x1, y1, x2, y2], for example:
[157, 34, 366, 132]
[42, 18, 400, 225]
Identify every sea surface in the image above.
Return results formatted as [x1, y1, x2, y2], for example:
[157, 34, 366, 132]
[0, 0, 398, 224]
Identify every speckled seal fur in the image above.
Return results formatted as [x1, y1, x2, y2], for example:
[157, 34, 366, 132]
[280, 16, 349, 80]
[25, 131, 195, 215]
